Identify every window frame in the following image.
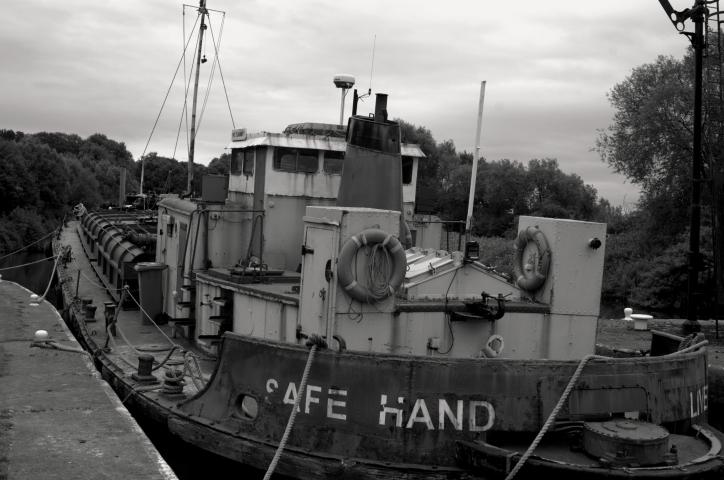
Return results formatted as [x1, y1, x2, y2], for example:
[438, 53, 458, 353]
[273, 147, 319, 173]
[323, 150, 345, 175]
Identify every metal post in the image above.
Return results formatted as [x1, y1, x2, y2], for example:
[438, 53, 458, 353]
[75, 269, 80, 299]
[339, 88, 347, 126]
[465, 81, 487, 239]
[685, 3, 705, 334]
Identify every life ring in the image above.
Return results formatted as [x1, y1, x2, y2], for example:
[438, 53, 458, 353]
[513, 226, 551, 292]
[481, 334, 505, 358]
[337, 228, 407, 303]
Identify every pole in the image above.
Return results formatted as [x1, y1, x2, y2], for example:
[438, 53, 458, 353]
[465, 81, 486, 238]
[118, 167, 127, 208]
[139, 158, 145, 196]
[188, 0, 207, 195]
[339, 88, 347, 126]
[685, 2, 705, 334]
[75, 269, 80, 299]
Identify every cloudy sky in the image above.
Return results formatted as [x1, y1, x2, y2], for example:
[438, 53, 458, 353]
[3, 0, 696, 206]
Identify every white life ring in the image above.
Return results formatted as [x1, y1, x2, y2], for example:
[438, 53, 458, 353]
[337, 228, 407, 303]
[513, 226, 551, 292]
[481, 334, 505, 358]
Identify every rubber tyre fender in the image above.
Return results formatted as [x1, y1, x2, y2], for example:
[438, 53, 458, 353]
[513, 226, 551, 292]
[337, 228, 407, 303]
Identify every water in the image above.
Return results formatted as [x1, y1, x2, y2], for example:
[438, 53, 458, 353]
[0, 251, 55, 297]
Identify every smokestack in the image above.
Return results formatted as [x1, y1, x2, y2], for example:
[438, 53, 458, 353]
[374, 93, 388, 122]
[336, 94, 412, 246]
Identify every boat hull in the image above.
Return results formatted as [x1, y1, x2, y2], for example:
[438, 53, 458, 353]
[170, 332, 720, 477]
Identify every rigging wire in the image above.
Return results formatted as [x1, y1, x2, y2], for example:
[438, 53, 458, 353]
[173, 16, 203, 161]
[206, 12, 236, 129]
[139, 12, 201, 162]
[195, 22, 221, 136]
[196, 11, 231, 134]
[173, 5, 191, 160]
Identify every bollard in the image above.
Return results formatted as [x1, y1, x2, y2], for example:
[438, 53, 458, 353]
[131, 354, 158, 383]
[103, 302, 117, 336]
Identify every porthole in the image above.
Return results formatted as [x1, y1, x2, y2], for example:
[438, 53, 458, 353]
[235, 394, 259, 420]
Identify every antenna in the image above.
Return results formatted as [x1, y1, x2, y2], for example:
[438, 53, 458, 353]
[368, 34, 376, 95]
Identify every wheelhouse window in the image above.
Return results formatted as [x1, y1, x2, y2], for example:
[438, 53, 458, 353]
[273, 148, 318, 173]
[243, 150, 254, 175]
[323, 150, 345, 174]
[402, 156, 414, 185]
[231, 149, 243, 175]
[231, 148, 255, 176]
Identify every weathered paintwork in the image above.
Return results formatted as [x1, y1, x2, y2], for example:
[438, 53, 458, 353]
[177, 333, 708, 467]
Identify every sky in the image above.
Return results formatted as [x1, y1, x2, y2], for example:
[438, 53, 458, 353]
[2, 0, 697, 207]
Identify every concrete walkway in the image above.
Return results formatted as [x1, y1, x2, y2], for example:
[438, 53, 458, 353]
[0, 280, 177, 480]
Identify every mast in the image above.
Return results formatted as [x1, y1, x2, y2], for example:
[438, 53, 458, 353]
[188, 0, 208, 195]
[465, 81, 486, 238]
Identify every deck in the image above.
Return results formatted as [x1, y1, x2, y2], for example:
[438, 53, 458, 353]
[57, 221, 217, 395]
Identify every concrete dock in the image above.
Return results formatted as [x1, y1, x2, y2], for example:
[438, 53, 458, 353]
[0, 280, 177, 480]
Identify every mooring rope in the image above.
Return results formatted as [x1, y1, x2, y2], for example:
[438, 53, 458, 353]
[504, 354, 605, 480]
[504, 339, 710, 480]
[262, 342, 320, 480]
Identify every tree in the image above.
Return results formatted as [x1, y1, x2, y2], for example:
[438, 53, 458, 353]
[0, 138, 38, 214]
[397, 119, 439, 187]
[137, 153, 187, 194]
[19, 138, 70, 217]
[595, 54, 694, 235]
[207, 153, 230, 175]
[476, 159, 531, 236]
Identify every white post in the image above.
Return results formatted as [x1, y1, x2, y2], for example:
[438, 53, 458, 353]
[339, 88, 347, 126]
[465, 81, 486, 236]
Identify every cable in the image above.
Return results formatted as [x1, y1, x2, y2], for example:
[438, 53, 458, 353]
[0, 255, 56, 271]
[438, 268, 459, 355]
[76, 268, 125, 292]
[139, 13, 201, 162]
[124, 288, 177, 347]
[0, 229, 57, 262]
[206, 12, 235, 128]
[173, 8, 202, 161]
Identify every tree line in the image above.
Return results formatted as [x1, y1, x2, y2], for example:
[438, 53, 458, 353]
[0, 130, 226, 253]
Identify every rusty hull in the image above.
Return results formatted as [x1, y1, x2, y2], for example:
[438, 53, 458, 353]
[174, 333, 708, 469]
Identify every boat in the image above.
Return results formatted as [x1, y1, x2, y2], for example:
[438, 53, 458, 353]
[54, 92, 724, 479]
[53, 2, 724, 479]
